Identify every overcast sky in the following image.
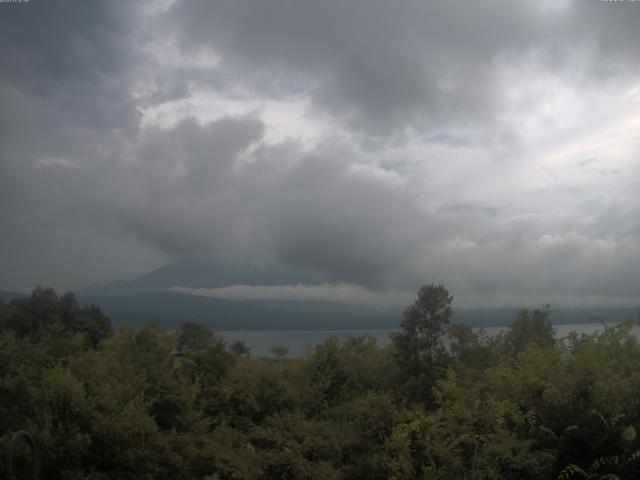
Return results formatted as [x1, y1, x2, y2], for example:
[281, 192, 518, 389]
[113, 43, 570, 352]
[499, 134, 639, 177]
[1, 0, 639, 308]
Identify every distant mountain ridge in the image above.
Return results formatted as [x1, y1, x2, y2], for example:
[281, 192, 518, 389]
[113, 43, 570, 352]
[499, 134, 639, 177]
[76, 291, 400, 331]
[77, 260, 322, 297]
[11, 259, 638, 331]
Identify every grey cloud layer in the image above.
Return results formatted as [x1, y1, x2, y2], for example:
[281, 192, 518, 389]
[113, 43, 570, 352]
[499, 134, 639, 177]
[168, 0, 640, 135]
[21, 116, 434, 290]
[0, 0, 143, 133]
[4, 111, 638, 302]
[1, 0, 639, 306]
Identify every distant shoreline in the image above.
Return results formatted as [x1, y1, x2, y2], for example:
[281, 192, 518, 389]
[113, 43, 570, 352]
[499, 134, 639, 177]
[219, 322, 631, 357]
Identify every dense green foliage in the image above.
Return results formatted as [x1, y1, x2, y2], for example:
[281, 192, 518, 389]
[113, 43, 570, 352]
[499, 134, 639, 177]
[1, 286, 640, 479]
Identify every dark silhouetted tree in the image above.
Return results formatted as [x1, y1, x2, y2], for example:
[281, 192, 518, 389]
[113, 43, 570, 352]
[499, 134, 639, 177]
[230, 339, 251, 357]
[4, 287, 111, 346]
[176, 319, 214, 354]
[506, 305, 555, 353]
[271, 344, 289, 361]
[391, 284, 453, 405]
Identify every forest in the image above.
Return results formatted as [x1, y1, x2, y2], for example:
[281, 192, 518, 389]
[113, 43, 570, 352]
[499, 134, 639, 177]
[1, 285, 640, 480]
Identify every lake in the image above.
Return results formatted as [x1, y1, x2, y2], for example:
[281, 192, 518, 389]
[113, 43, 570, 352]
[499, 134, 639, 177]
[220, 322, 620, 358]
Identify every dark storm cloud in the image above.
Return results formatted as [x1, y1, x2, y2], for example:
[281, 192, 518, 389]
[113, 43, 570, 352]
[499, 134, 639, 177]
[0, 0, 154, 290]
[38, 116, 434, 290]
[167, 0, 537, 134]
[0, 0, 144, 133]
[253, 151, 431, 288]
[107, 116, 267, 257]
[166, 0, 640, 136]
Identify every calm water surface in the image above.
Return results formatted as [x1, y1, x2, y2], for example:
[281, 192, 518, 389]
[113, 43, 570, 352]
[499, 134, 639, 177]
[221, 323, 619, 358]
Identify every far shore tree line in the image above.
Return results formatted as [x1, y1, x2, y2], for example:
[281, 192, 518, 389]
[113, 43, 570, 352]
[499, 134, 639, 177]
[1, 285, 640, 479]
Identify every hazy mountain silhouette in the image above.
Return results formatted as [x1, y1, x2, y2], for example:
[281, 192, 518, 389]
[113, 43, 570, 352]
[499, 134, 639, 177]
[68, 260, 640, 331]
[77, 260, 322, 296]
[76, 291, 400, 331]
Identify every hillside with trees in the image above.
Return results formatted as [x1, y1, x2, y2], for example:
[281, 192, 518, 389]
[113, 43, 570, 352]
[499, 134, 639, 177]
[2, 286, 640, 479]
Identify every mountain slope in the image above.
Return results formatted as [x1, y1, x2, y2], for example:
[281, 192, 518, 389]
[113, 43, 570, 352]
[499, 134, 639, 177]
[77, 260, 321, 297]
[77, 291, 400, 331]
